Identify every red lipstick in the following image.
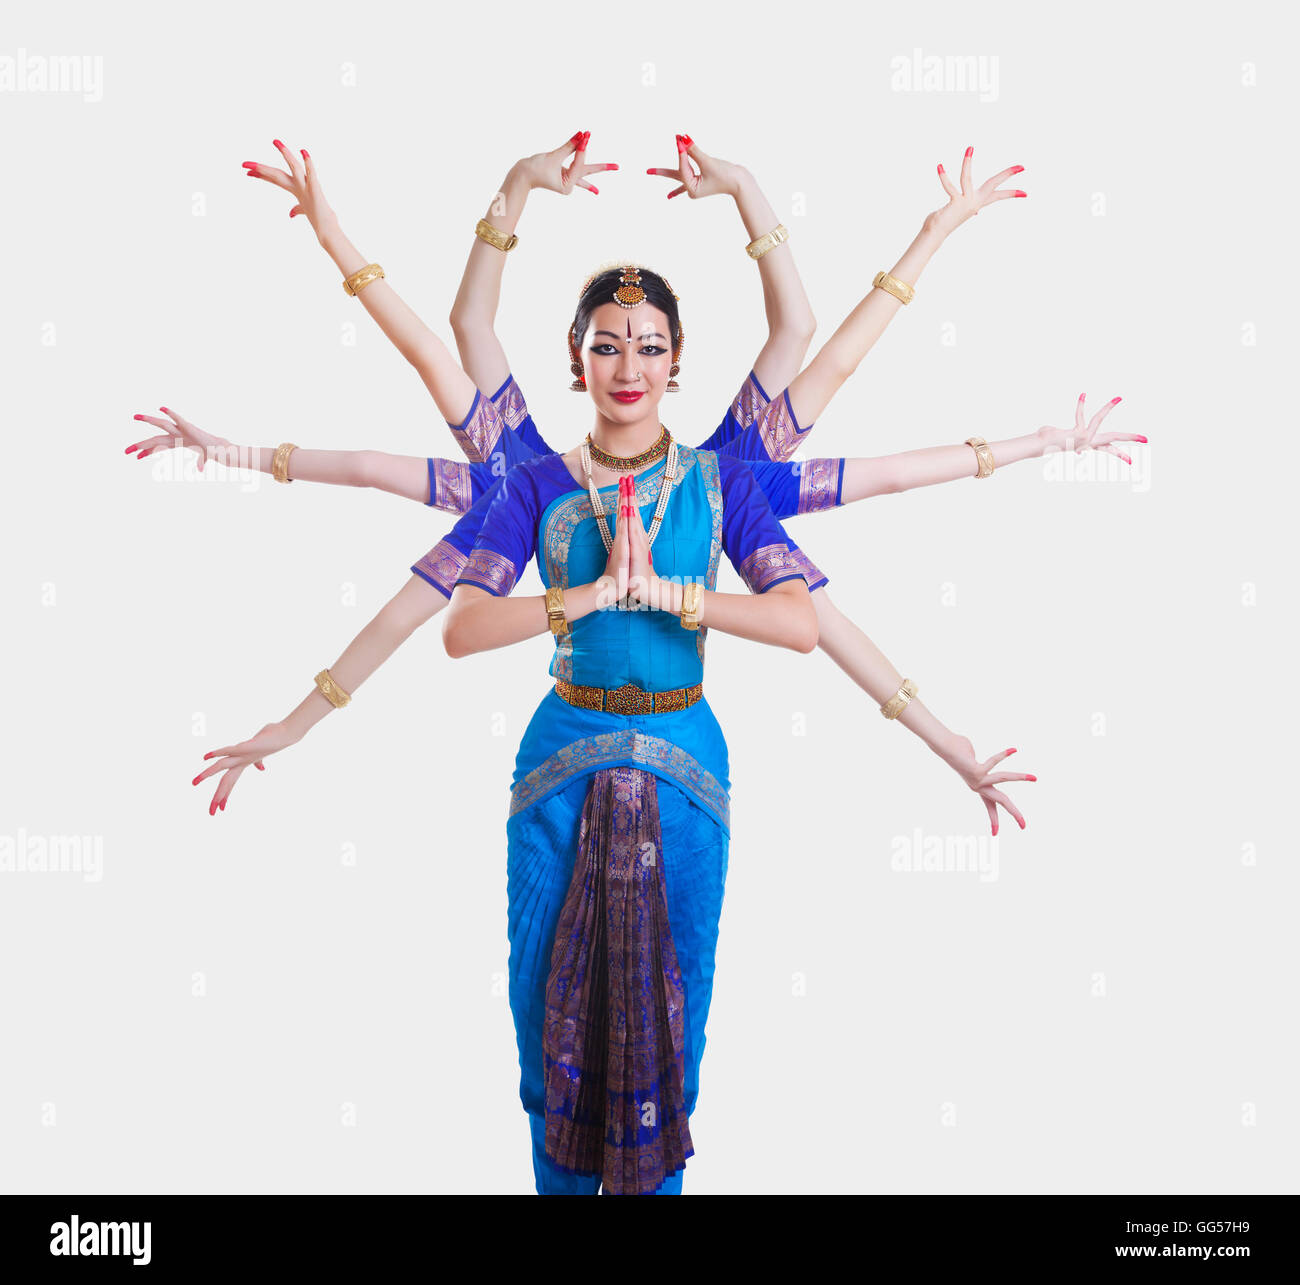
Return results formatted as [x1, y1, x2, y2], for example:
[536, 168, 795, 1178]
[611, 391, 644, 403]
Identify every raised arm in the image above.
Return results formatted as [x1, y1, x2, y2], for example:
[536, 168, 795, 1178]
[648, 135, 816, 394]
[242, 139, 477, 425]
[784, 146, 1027, 431]
[190, 574, 446, 816]
[448, 131, 617, 396]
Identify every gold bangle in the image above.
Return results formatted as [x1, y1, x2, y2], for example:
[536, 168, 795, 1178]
[872, 270, 915, 305]
[679, 581, 703, 630]
[965, 436, 995, 478]
[545, 584, 569, 636]
[881, 678, 917, 720]
[314, 668, 352, 708]
[745, 224, 789, 260]
[272, 442, 298, 484]
[342, 263, 385, 296]
[475, 218, 518, 252]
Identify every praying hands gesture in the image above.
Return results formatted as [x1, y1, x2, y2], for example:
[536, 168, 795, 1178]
[598, 475, 659, 608]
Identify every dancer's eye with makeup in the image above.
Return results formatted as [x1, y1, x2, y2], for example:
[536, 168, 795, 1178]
[588, 343, 667, 356]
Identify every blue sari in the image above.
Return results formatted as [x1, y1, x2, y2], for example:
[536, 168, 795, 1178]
[456, 443, 806, 1194]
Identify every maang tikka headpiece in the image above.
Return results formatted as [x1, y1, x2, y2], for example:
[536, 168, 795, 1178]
[568, 263, 685, 393]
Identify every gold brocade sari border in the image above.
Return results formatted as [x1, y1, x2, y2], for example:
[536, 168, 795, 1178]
[509, 728, 730, 833]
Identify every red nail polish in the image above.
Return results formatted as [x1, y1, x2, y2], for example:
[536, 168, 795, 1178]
[1136, 436, 1148, 443]
[1011, 165, 1024, 174]
[1014, 191, 1026, 197]
[680, 134, 693, 148]
[1026, 775, 1037, 782]
[203, 752, 213, 760]
[219, 800, 226, 811]
[937, 164, 945, 174]
[646, 168, 655, 174]
[589, 186, 598, 195]
[1111, 396, 1122, 404]
[273, 139, 284, 148]
[1008, 748, 1017, 754]
[133, 414, 143, 420]
[242, 162, 258, 169]
[301, 149, 309, 159]
[191, 775, 202, 786]
[964, 146, 973, 158]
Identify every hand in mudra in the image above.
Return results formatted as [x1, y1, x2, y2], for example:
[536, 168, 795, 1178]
[598, 475, 634, 607]
[1037, 393, 1146, 466]
[520, 130, 617, 197]
[944, 738, 1036, 836]
[242, 138, 336, 228]
[125, 406, 236, 470]
[190, 723, 300, 816]
[927, 145, 1026, 237]
[647, 134, 744, 200]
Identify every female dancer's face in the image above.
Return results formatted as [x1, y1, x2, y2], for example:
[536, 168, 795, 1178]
[578, 301, 674, 424]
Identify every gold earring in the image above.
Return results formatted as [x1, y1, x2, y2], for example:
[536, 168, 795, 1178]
[569, 360, 586, 392]
[666, 362, 681, 393]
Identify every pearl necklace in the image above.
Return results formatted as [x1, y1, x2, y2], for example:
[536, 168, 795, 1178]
[580, 435, 679, 553]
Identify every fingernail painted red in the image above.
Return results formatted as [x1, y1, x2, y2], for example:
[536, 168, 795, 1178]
[1026, 775, 1037, 782]
[1012, 165, 1024, 174]
[964, 146, 973, 157]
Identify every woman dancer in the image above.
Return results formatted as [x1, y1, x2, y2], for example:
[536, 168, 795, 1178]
[439, 264, 823, 1192]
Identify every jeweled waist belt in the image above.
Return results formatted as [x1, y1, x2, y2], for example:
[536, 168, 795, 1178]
[554, 677, 703, 716]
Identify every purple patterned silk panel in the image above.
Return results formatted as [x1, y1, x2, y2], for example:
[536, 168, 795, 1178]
[460, 548, 518, 596]
[797, 458, 840, 514]
[543, 766, 693, 1195]
[730, 371, 768, 432]
[412, 540, 468, 596]
[788, 547, 827, 590]
[430, 459, 474, 514]
[738, 542, 800, 593]
[756, 392, 807, 462]
[492, 375, 529, 431]
[448, 392, 505, 464]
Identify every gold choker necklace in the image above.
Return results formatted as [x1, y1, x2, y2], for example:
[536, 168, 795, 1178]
[585, 425, 670, 472]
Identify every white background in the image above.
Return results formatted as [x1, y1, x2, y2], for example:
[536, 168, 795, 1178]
[1, 0, 1294, 1195]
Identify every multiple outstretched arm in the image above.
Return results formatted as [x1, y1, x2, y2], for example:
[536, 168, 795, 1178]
[150, 135, 1119, 835]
